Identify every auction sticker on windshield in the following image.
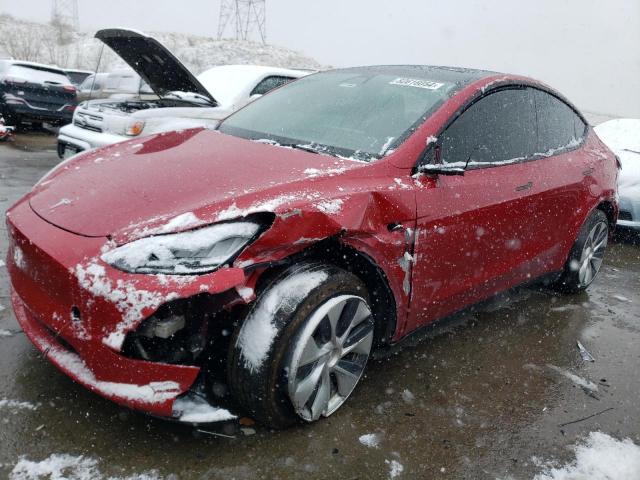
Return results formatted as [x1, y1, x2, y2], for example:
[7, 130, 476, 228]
[390, 78, 444, 90]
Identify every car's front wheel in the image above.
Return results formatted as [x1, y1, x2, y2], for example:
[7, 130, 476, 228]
[228, 263, 374, 429]
[553, 209, 609, 293]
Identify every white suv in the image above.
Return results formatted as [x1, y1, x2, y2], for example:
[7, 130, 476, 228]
[57, 28, 309, 158]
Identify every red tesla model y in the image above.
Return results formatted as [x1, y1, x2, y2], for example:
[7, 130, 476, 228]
[6, 66, 618, 430]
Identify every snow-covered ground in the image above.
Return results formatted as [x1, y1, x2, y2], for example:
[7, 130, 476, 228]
[532, 432, 640, 480]
[10, 454, 164, 479]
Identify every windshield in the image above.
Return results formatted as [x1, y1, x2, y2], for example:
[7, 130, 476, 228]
[219, 70, 456, 160]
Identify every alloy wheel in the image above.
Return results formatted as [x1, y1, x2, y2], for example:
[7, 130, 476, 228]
[287, 295, 374, 422]
[577, 219, 608, 287]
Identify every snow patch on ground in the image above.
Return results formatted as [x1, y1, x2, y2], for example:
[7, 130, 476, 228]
[0, 398, 38, 411]
[401, 389, 415, 404]
[385, 459, 404, 479]
[532, 431, 640, 480]
[10, 453, 166, 479]
[0, 329, 14, 338]
[236, 269, 329, 373]
[359, 433, 381, 448]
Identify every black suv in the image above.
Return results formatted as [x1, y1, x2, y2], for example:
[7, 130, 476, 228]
[0, 60, 77, 127]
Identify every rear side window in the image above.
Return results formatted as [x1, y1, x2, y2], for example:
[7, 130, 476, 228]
[7, 65, 71, 86]
[534, 89, 585, 153]
[440, 88, 537, 165]
[106, 74, 139, 92]
[80, 76, 97, 90]
[250, 76, 296, 96]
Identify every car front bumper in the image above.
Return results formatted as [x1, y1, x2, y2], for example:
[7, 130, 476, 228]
[6, 199, 247, 424]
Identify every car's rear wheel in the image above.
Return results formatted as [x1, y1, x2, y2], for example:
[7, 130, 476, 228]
[553, 209, 609, 293]
[227, 263, 374, 429]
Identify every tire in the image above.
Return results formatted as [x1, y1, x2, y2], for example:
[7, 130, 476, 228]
[552, 209, 609, 293]
[228, 262, 374, 429]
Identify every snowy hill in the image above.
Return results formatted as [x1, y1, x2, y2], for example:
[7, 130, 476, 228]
[0, 14, 322, 74]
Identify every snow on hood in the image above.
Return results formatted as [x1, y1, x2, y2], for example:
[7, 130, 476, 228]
[594, 118, 640, 198]
[28, 129, 365, 241]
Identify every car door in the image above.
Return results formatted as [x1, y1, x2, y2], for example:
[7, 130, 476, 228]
[527, 88, 590, 271]
[406, 87, 541, 333]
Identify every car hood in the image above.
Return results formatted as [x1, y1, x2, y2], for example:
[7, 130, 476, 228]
[28, 129, 365, 242]
[95, 28, 217, 105]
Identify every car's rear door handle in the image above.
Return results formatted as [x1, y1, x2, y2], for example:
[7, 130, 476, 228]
[515, 181, 533, 192]
[582, 167, 595, 176]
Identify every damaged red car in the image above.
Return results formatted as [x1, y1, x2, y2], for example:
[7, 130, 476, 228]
[6, 66, 618, 430]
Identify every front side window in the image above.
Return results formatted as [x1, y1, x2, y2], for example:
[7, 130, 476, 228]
[440, 88, 537, 165]
[250, 76, 295, 96]
[534, 89, 585, 154]
[220, 71, 458, 161]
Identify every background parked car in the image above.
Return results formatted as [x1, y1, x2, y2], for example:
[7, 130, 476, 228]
[76, 70, 156, 103]
[595, 118, 640, 233]
[57, 28, 309, 158]
[0, 60, 77, 128]
[63, 69, 93, 87]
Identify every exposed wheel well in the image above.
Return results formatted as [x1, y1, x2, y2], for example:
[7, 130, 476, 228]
[253, 238, 397, 348]
[597, 201, 616, 228]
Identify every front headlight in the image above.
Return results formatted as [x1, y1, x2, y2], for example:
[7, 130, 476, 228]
[101, 221, 261, 274]
[125, 120, 145, 136]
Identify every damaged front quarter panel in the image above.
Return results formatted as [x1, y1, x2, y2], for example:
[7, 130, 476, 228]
[233, 185, 417, 342]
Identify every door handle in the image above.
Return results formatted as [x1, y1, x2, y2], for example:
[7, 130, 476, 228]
[582, 167, 595, 176]
[515, 181, 533, 192]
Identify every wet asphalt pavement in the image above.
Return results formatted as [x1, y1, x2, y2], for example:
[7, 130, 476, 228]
[0, 131, 638, 479]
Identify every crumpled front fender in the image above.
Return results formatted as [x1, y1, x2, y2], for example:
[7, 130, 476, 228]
[234, 188, 417, 341]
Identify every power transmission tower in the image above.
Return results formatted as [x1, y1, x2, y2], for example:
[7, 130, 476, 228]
[217, 0, 266, 44]
[51, 0, 79, 31]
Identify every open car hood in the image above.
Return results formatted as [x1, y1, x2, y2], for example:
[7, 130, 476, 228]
[95, 28, 217, 105]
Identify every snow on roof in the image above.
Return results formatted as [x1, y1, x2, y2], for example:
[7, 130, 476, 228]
[595, 118, 640, 197]
[197, 64, 309, 107]
[5, 60, 66, 74]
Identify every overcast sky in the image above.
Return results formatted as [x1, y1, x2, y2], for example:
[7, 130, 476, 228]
[1, 0, 638, 116]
